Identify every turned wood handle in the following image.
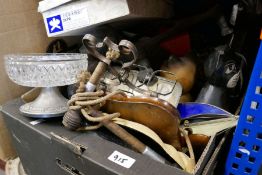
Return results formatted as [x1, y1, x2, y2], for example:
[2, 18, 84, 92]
[102, 119, 146, 152]
[88, 62, 108, 86]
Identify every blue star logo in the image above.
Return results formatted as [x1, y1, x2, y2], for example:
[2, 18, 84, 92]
[46, 15, 63, 33]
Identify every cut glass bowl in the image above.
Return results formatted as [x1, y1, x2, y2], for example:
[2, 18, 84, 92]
[5, 53, 88, 118]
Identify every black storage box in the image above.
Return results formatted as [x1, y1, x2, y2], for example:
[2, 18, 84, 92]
[1, 98, 232, 175]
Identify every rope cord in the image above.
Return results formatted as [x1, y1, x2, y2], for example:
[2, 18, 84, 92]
[75, 91, 123, 106]
[81, 108, 120, 122]
[179, 128, 195, 163]
[67, 70, 123, 131]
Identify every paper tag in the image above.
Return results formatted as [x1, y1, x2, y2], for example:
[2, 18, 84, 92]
[30, 119, 45, 125]
[108, 151, 136, 168]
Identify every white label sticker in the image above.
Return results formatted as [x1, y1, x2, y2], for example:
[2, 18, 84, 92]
[108, 150, 136, 168]
[30, 119, 45, 125]
[45, 7, 89, 35]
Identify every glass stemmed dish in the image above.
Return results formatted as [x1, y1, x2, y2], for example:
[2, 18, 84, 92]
[5, 54, 88, 118]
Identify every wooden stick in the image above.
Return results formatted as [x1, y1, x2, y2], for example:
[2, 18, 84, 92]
[88, 62, 108, 87]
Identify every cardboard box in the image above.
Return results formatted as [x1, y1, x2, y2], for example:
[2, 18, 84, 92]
[0, 0, 52, 161]
[0, 0, 90, 162]
[38, 0, 173, 37]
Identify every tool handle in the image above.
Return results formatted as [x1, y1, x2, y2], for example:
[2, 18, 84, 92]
[88, 62, 107, 88]
[102, 119, 146, 152]
[100, 116, 165, 163]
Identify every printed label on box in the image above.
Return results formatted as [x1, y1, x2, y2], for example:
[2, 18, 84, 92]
[108, 150, 136, 168]
[46, 15, 64, 33]
[45, 8, 89, 35]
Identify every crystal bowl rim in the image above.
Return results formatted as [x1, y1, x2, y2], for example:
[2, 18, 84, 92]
[4, 53, 87, 63]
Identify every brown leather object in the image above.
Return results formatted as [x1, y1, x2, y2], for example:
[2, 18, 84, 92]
[102, 93, 182, 150]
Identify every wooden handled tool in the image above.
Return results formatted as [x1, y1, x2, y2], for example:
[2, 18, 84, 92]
[81, 34, 167, 163]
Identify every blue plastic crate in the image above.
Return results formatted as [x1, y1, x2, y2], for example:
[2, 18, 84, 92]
[226, 39, 262, 175]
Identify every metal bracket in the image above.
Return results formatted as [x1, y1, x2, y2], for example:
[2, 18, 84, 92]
[50, 132, 87, 156]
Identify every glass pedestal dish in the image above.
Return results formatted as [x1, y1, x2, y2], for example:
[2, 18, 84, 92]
[5, 54, 88, 118]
